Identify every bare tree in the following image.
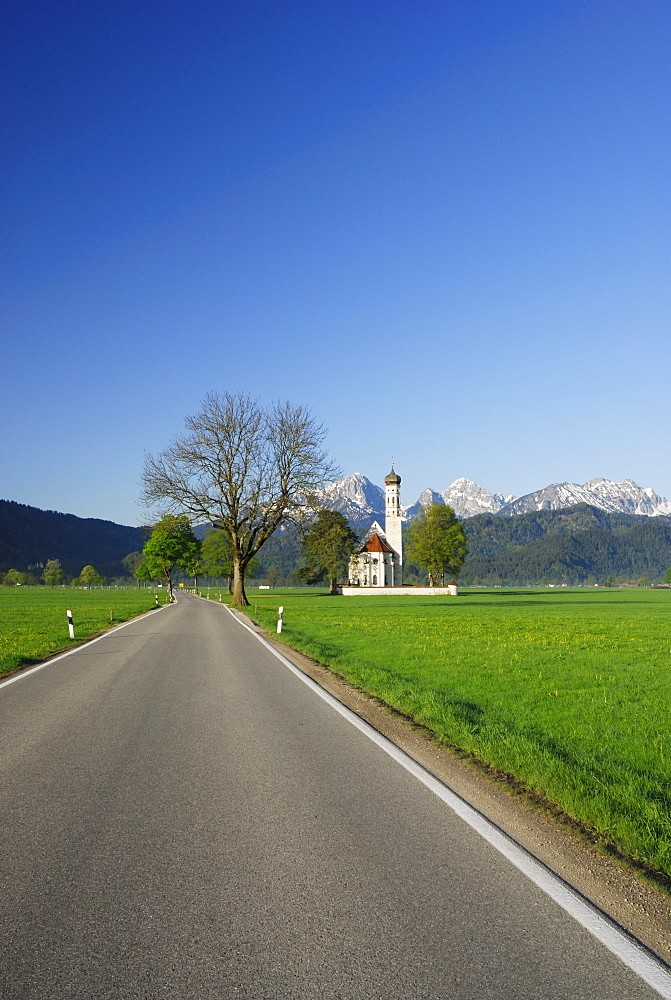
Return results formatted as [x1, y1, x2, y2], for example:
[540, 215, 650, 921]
[140, 392, 339, 605]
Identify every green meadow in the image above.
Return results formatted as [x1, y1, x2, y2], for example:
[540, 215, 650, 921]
[242, 586, 671, 880]
[0, 586, 163, 675]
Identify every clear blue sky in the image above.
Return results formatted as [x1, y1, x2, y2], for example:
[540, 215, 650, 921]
[3, 0, 670, 524]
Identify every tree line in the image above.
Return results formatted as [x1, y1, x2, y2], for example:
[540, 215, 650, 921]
[130, 504, 467, 599]
[4, 559, 124, 587]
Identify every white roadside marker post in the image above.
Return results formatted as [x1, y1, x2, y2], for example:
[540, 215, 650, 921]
[277, 606, 284, 634]
[67, 610, 75, 639]
[155, 594, 159, 606]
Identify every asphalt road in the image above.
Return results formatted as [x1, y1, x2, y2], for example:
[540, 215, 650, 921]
[0, 593, 667, 999]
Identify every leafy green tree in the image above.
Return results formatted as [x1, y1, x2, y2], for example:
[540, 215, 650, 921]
[42, 559, 65, 587]
[201, 529, 258, 592]
[183, 552, 204, 592]
[298, 509, 359, 594]
[405, 503, 467, 586]
[664, 567, 671, 585]
[134, 560, 156, 587]
[122, 551, 144, 580]
[80, 564, 104, 587]
[140, 516, 201, 600]
[202, 529, 234, 593]
[3, 568, 25, 585]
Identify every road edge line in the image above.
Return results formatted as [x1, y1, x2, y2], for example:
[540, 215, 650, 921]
[224, 603, 671, 999]
[0, 602, 174, 691]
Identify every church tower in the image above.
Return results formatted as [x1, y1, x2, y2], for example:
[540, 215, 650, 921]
[384, 466, 403, 572]
[347, 466, 404, 588]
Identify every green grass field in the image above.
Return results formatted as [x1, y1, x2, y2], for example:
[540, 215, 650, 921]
[241, 586, 671, 880]
[0, 586, 165, 675]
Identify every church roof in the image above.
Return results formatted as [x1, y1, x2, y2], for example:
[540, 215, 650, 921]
[358, 532, 394, 554]
[385, 466, 401, 484]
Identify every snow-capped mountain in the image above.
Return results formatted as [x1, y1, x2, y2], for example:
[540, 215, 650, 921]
[403, 488, 444, 519]
[322, 473, 384, 524]
[324, 473, 671, 523]
[582, 478, 671, 517]
[498, 483, 602, 516]
[498, 479, 671, 518]
[396, 480, 517, 519]
[441, 478, 516, 518]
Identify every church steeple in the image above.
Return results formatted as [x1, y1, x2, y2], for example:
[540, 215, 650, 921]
[384, 465, 403, 570]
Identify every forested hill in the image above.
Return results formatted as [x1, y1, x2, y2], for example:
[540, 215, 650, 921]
[460, 504, 671, 586]
[2, 498, 670, 586]
[0, 500, 147, 578]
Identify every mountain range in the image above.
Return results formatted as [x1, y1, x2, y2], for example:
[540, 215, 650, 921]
[323, 474, 671, 524]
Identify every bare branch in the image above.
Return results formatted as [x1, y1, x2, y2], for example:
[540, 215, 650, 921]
[140, 392, 340, 604]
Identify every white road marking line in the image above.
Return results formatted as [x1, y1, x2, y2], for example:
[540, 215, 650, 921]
[226, 603, 671, 999]
[0, 603, 171, 690]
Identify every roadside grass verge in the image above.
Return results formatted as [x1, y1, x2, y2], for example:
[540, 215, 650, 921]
[0, 587, 165, 676]
[239, 587, 671, 881]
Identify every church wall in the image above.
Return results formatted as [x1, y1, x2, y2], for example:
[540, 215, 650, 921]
[339, 585, 459, 597]
[384, 483, 404, 570]
[349, 551, 399, 587]
[384, 516, 403, 567]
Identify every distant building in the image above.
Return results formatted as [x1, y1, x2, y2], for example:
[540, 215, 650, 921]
[348, 467, 403, 587]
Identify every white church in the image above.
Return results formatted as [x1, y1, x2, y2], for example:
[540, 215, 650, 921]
[347, 467, 404, 587]
[340, 466, 458, 596]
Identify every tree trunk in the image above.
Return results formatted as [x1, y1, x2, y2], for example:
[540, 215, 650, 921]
[329, 574, 338, 595]
[227, 574, 232, 595]
[232, 554, 249, 606]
